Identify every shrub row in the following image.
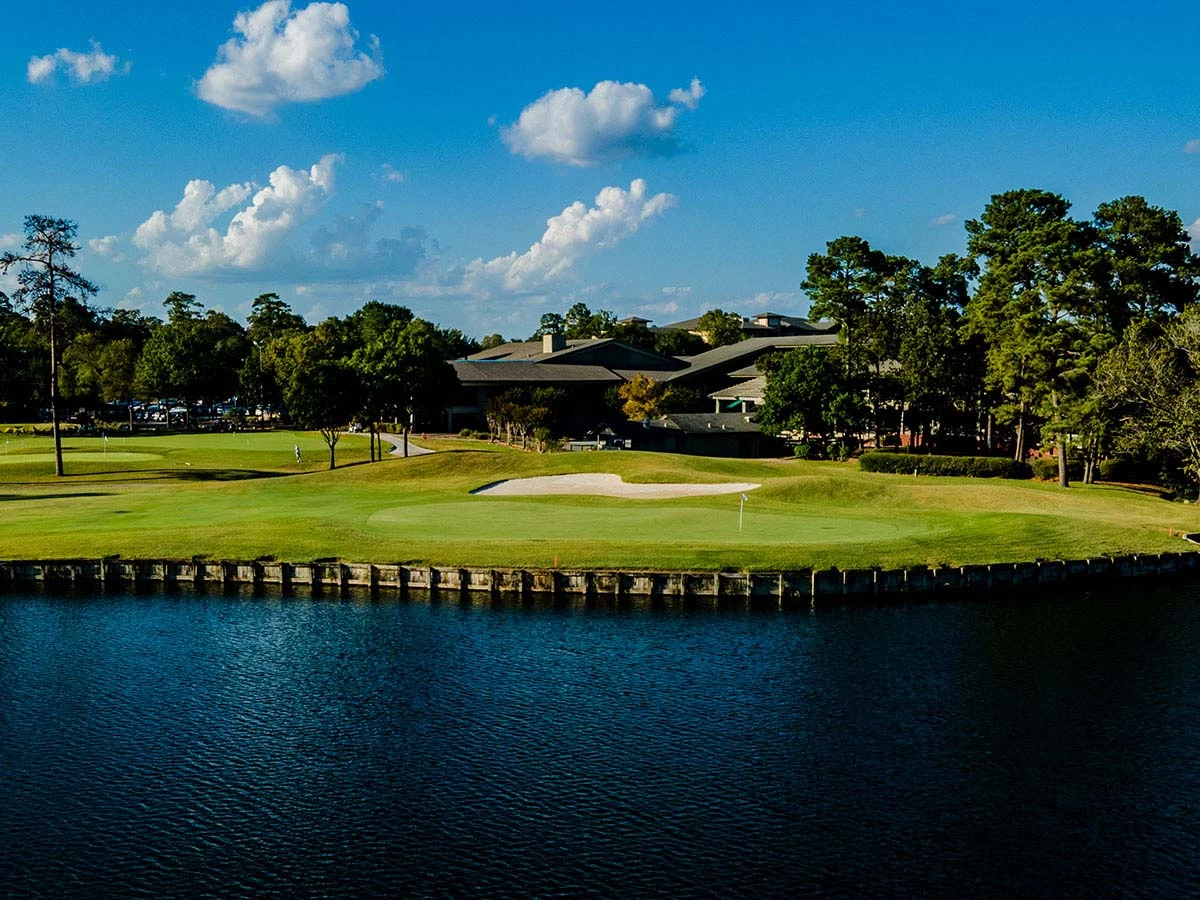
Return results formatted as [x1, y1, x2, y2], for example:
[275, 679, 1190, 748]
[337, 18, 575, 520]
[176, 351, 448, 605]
[1030, 457, 1084, 481]
[858, 452, 1033, 479]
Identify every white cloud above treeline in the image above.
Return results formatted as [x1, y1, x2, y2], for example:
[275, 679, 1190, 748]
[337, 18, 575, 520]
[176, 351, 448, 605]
[197, 0, 383, 117]
[88, 235, 125, 262]
[133, 155, 341, 276]
[463, 179, 675, 293]
[27, 41, 127, 85]
[502, 78, 705, 166]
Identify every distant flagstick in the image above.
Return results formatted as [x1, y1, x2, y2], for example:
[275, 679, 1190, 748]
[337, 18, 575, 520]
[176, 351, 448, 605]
[739, 492, 748, 532]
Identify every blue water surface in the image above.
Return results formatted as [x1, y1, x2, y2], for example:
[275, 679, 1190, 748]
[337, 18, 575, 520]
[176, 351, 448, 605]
[1, 587, 1198, 898]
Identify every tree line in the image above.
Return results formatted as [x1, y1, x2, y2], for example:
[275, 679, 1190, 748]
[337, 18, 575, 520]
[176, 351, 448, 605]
[8, 193, 1200, 491]
[1, 216, 471, 473]
[756, 189, 1200, 492]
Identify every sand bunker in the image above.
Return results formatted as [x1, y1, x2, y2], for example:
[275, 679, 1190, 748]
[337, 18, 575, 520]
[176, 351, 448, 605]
[472, 473, 760, 499]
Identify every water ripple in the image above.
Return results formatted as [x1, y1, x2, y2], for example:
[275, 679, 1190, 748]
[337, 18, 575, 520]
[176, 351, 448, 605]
[2, 590, 1200, 898]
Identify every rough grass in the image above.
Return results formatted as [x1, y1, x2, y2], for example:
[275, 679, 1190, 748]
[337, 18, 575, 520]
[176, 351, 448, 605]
[1, 432, 1198, 570]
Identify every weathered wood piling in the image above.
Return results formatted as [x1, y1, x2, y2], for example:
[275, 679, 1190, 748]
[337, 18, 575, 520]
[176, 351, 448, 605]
[0, 552, 1196, 606]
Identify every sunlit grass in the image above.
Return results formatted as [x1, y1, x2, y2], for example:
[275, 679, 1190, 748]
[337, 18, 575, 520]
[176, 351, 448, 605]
[1, 432, 1197, 570]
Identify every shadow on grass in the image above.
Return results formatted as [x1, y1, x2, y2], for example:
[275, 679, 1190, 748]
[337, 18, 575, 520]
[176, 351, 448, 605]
[149, 468, 288, 482]
[1097, 481, 1175, 500]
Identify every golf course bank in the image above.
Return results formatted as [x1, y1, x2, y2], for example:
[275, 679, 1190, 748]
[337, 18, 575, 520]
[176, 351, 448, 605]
[5, 432, 1200, 572]
[3, 551, 1197, 606]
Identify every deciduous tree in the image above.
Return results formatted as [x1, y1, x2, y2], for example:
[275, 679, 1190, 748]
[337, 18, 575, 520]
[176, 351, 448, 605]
[696, 308, 743, 347]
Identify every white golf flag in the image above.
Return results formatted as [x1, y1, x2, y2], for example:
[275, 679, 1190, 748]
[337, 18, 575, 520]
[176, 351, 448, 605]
[741, 493, 748, 501]
[103, 434, 108, 443]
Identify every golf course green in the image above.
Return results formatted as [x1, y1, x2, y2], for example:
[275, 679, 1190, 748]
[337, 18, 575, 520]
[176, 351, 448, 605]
[1, 431, 1197, 570]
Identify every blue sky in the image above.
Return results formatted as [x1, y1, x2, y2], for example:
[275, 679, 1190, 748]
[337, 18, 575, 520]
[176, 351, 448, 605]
[3, 0, 1200, 338]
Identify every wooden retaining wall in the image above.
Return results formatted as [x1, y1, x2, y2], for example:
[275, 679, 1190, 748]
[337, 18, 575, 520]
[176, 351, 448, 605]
[0, 553, 1197, 606]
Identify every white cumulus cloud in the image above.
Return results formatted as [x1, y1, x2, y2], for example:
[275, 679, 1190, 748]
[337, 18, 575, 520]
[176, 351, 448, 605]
[743, 290, 797, 309]
[88, 234, 125, 262]
[668, 77, 705, 110]
[27, 41, 126, 85]
[929, 213, 957, 227]
[637, 299, 680, 315]
[1187, 139, 1200, 154]
[1188, 218, 1200, 247]
[133, 154, 341, 276]
[197, 1, 383, 118]
[502, 78, 705, 166]
[464, 178, 675, 294]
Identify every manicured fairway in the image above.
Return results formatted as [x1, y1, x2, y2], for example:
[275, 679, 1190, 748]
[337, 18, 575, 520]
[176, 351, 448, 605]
[0, 452, 160, 464]
[1, 432, 1198, 570]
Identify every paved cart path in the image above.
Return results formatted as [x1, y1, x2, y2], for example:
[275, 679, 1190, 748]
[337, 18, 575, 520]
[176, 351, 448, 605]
[378, 433, 436, 457]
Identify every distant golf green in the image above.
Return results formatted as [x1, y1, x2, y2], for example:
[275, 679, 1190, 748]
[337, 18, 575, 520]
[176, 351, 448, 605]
[0, 431, 1196, 571]
[0, 452, 159, 464]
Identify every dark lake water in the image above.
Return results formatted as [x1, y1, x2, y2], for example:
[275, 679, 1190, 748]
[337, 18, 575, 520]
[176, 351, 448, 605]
[2, 586, 1199, 899]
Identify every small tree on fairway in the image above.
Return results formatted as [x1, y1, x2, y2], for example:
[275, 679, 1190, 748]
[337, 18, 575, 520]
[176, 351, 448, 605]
[270, 329, 359, 469]
[351, 318, 454, 457]
[0, 216, 97, 476]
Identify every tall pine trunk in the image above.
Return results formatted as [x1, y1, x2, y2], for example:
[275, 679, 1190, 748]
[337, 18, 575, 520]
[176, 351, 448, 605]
[1013, 401, 1027, 463]
[1053, 391, 1069, 488]
[47, 262, 64, 477]
[49, 311, 64, 477]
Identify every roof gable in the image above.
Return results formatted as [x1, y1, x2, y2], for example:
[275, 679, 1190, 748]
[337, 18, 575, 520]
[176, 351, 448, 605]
[667, 333, 839, 382]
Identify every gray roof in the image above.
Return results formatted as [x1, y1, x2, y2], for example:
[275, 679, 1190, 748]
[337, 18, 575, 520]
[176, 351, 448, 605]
[666, 333, 839, 382]
[656, 413, 762, 434]
[659, 314, 838, 334]
[728, 363, 763, 378]
[609, 368, 679, 382]
[465, 337, 680, 371]
[452, 361, 623, 385]
[465, 338, 600, 362]
[709, 375, 767, 402]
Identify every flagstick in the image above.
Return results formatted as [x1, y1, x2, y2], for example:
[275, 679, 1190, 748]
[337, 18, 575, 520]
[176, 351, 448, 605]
[739, 494, 744, 532]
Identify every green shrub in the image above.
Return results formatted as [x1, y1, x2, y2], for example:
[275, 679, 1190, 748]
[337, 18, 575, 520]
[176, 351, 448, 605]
[1098, 456, 1160, 484]
[1030, 457, 1083, 481]
[459, 427, 475, 438]
[858, 452, 1032, 479]
[1030, 458, 1055, 480]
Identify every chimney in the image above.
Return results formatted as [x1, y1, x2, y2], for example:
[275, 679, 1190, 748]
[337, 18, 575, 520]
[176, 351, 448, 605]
[542, 333, 566, 353]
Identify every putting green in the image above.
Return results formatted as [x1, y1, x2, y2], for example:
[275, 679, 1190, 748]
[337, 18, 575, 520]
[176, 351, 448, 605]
[367, 500, 937, 545]
[0, 452, 161, 464]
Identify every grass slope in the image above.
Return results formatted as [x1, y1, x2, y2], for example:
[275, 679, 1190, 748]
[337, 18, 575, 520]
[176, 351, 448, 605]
[1, 432, 1197, 570]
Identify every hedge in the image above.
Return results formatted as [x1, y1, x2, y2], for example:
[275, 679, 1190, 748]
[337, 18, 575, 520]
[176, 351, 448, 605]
[1030, 457, 1084, 481]
[858, 452, 1033, 479]
[1097, 456, 1160, 485]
